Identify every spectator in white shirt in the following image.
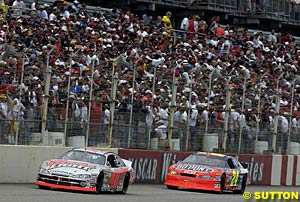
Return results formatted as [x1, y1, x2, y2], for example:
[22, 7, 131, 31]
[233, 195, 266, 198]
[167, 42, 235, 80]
[279, 114, 289, 154]
[31, 0, 38, 10]
[49, 8, 58, 22]
[12, 0, 26, 17]
[180, 16, 189, 38]
[189, 105, 198, 150]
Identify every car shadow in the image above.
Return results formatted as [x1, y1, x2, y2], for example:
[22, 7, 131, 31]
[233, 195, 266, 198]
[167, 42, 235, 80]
[165, 187, 234, 195]
[35, 187, 135, 195]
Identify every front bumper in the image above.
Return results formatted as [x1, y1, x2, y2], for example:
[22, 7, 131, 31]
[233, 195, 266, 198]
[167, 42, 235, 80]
[35, 181, 96, 192]
[35, 173, 96, 192]
[164, 174, 221, 192]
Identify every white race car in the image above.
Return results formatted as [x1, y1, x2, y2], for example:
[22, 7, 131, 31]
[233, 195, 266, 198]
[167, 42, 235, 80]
[35, 148, 135, 194]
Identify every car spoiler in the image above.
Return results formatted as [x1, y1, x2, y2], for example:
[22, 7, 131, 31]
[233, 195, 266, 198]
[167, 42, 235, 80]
[122, 159, 133, 168]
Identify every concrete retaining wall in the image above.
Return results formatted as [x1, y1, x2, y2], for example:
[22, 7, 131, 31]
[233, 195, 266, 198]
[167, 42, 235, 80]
[0, 145, 118, 183]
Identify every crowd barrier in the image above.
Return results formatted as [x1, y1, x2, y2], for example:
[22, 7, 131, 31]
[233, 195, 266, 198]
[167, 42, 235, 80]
[0, 145, 299, 185]
[2, 111, 300, 155]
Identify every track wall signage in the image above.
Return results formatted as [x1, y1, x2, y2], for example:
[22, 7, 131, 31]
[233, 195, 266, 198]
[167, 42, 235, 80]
[118, 149, 299, 185]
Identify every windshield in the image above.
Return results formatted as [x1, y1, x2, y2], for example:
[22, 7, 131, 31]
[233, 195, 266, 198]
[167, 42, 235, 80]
[58, 150, 106, 165]
[182, 154, 226, 168]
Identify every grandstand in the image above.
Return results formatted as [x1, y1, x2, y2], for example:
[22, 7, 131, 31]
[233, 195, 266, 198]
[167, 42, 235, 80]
[0, 0, 299, 155]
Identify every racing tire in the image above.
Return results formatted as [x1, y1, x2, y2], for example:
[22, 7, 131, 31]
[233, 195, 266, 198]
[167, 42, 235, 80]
[96, 172, 104, 194]
[38, 185, 50, 190]
[219, 174, 226, 194]
[121, 173, 130, 195]
[234, 176, 246, 194]
[166, 185, 178, 190]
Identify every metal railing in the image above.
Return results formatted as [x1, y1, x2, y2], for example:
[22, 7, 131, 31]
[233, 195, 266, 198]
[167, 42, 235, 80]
[0, 105, 299, 155]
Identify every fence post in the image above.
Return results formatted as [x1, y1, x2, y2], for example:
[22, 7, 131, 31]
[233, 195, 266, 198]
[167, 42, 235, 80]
[108, 72, 118, 147]
[167, 72, 178, 150]
[255, 73, 267, 141]
[287, 76, 299, 154]
[15, 54, 26, 145]
[85, 59, 95, 147]
[185, 77, 194, 151]
[41, 47, 54, 145]
[222, 81, 232, 152]
[238, 76, 247, 153]
[272, 72, 284, 153]
[128, 63, 136, 148]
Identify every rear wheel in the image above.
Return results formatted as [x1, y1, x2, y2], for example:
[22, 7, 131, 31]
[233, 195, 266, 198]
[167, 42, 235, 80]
[121, 173, 130, 195]
[96, 172, 104, 194]
[167, 185, 178, 190]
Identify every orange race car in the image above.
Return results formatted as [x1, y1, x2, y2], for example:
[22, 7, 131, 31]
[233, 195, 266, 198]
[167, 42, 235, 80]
[165, 152, 248, 194]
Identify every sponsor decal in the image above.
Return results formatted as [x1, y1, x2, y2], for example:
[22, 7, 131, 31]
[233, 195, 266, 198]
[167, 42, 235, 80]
[175, 164, 214, 172]
[234, 155, 267, 185]
[46, 160, 96, 171]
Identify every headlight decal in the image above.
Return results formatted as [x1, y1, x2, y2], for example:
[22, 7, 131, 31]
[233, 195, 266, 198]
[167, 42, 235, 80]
[168, 170, 178, 175]
[71, 174, 91, 179]
[199, 175, 213, 180]
[214, 174, 221, 181]
[39, 168, 49, 174]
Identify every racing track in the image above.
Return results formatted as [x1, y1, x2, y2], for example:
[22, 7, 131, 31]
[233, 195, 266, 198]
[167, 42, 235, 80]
[0, 184, 299, 202]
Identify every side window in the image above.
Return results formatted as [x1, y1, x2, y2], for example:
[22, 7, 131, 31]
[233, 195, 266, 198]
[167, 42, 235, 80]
[115, 155, 126, 167]
[227, 158, 237, 169]
[107, 155, 118, 168]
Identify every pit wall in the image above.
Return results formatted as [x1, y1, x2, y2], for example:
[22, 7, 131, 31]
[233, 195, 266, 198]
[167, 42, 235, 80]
[0, 145, 299, 185]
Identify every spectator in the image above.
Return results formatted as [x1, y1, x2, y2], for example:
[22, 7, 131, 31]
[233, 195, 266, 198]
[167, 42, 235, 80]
[12, 0, 26, 17]
[0, 94, 8, 143]
[31, 0, 39, 10]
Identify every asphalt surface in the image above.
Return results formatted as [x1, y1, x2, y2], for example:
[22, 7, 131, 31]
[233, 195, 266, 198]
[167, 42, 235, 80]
[0, 184, 299, 202]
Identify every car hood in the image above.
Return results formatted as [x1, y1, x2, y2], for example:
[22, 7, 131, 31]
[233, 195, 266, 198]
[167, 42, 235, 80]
[173, 163, 219, 173]
[42, 159, 103, 175]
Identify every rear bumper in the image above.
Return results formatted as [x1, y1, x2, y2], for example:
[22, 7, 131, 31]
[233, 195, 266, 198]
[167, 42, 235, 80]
[35, 180, 96, 192]
[164, 174, 221, 192]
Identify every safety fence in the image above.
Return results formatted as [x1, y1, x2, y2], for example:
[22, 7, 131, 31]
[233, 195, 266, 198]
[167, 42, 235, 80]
[1, 107, 300, 155]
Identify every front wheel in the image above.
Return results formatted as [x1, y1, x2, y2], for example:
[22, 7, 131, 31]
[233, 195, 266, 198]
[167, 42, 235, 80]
[167, 185, 178, 190]
[96, 172, 104, 194]
[234, 176, 246, 194]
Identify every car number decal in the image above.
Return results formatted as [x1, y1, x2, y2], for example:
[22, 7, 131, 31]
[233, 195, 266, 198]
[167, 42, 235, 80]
[230, 170, 239, 186]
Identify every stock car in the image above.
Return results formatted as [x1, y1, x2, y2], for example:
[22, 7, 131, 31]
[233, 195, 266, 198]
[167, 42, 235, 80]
[165, 152, 248, 194]
[35, 148, 135, 194]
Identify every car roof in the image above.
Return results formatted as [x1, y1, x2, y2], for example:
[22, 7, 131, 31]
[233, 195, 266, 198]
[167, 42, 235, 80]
[195, 152, 227, 158]
[72, 148, 115, 155]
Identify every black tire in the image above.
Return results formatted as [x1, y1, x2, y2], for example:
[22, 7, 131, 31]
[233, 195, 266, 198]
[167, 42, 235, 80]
[219, 174, 226, 194]
[96, 172, 104, 194]
[121, 173, 130, 195]
[167, 185, 178, 190]
[38, 185, 50, 190]
[234, 176, 246, 194]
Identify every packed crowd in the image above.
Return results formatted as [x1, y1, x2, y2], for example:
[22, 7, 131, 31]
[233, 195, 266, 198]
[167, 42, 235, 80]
[0, 0, 299, 152]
